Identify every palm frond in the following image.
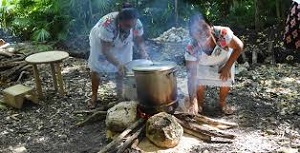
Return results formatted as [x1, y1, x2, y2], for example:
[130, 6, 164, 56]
[32, 28, 51, 42]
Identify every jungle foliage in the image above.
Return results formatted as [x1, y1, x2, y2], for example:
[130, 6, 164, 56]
[0, 0, 291, 42]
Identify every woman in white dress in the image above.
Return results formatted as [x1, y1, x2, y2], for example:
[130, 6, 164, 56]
[185, 14, 244, 115]
[88, 3, 148, 108]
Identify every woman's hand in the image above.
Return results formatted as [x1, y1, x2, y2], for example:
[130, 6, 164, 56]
[219, 65, 231, 81]
[140, 50, 150, 59]
[117, 64, 126, 76]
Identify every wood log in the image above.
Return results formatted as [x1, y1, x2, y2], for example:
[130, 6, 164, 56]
[174, 112, 238, 128]
[115, 124, 145, 153]
[0, 61, 26, 69]
[1, 62, 28, 79]
[175, 117, 211, 142]
[19, 64, 32, 72]
[0, 50, 13, 57]
[98, 118, 145, 153]
[183, 127, 211, 142]
[194, 114, 238, 128]
[196, 123, 236, 139]
[175, 117, 236, 140]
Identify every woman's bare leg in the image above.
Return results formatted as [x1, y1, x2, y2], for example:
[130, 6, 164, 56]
[219, 86, 230, 107]
[197, 85, 206, 111]
[89, 71, 100, 108]
[219, 86, 234, 114]
[116, 73, 124, 101]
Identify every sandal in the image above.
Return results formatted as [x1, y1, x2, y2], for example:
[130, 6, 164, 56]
[220, 105, 235, 115]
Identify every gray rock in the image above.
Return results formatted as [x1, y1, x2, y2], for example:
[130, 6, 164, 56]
[146, 112, 183, 148]
[105, 101, 138, 132]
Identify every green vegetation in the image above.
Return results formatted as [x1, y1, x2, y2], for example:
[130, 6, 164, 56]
[0, 0, 291, 41]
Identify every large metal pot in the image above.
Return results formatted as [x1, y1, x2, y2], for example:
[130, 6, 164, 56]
[132, 61, 178, 114]
[123, 59, 153, 100]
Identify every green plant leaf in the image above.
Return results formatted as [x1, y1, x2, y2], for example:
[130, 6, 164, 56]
[32, 28, 51, 42]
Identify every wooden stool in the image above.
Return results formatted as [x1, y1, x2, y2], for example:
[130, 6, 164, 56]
[25, 51, 69, 98]
[3, 84, 38, 109]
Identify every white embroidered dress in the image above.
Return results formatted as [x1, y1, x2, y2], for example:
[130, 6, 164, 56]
[88, 12, 143, 73]
[185, 26, 235, 87]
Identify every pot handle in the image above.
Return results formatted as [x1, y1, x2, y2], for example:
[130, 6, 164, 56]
[166, 69, 177, 77]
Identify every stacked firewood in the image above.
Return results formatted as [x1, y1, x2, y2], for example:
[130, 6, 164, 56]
[97, 112, 238, 152]
[174, 112, 238, 142]
[0, 39, 32, 83]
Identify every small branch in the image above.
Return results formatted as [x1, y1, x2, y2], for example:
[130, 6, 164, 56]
[76, 111, 107, 127]
[73, 110, 107, 115]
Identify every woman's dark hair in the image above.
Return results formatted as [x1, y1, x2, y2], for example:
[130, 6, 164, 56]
[118, 2, 139, 21]
[188, 13, 212, 35]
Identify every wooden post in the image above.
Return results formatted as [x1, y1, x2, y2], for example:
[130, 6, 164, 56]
[32, 64, 43, 98]
[55, 62, 65, 95]
[50, 63, 58, 91]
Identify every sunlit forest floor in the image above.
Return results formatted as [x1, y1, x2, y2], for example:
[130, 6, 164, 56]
[1, 25, 300, 152]
[0, 53, 299, 152]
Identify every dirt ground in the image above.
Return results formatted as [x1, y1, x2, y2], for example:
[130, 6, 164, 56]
[0, 53, 299, 153]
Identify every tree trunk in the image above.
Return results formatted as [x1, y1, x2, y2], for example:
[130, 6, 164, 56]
[254, 0, 262, 31]
[174, 0, 178, 27]
[275, 0, 281, 23]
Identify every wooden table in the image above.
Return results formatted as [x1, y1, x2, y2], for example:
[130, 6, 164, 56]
[25, 51, 69, 98]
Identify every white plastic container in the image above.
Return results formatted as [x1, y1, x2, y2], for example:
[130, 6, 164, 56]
[123, 59, 153, 100]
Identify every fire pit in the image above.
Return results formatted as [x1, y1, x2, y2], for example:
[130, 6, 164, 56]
[98, 62, 238, 153]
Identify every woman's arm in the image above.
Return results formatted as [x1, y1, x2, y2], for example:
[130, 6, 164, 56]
[219, 36, 244, 80]
[101, 39, 126, 75]
[101, 40, 120, 66]
[135, 35, 149, 59]
[186, 60, 198, 100]
[186, 60, 199, 114]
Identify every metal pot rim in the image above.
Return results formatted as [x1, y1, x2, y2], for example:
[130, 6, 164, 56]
[132, 61, 177, 72]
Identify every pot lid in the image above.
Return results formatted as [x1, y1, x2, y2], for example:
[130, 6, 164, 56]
[132, 61, 177, 72]
[125, 59, 153, 70]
